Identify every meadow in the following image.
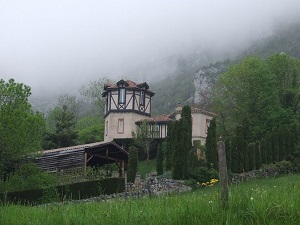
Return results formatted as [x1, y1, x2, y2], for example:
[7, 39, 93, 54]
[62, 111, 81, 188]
[0, 174, 299, 225]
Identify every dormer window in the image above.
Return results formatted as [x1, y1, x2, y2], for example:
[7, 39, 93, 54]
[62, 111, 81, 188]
[119, 88, 126, 104]
[140, 91, 145, 106]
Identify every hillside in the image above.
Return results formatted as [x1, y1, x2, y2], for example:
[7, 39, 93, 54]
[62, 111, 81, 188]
[29, 23, 300, 116]
[151, 23, 300, 115]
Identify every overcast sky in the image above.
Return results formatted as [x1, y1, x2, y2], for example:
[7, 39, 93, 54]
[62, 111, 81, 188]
[1, 0, 300, 94]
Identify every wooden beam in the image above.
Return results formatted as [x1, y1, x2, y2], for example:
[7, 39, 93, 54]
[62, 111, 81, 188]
[86, 155, 93, 163]
[84, 152, 87, 176]
[90, 153, 122, 162]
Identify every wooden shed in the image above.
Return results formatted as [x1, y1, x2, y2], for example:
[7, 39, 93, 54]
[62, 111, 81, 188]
[31, 141, 128, 177]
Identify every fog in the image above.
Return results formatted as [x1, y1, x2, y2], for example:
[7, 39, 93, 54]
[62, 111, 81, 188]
[1, 0, 300, 94]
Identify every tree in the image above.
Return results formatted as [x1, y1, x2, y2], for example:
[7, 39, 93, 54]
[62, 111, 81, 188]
[156, 143, 163, 176]
[79, 77, 113, 116]
[76, 116, 104, 144]
[127, 146, 138, 183]
[165, 123, 174, 171]
[248, 143, 256, 171]
[57, 94, 83, 123]
[213, 56, 289, 140]
[43, 105, 78, 149]
[267, 53, 300, 114]
[132, 121, 153, 164]
[172, 106, 193, 179]
[205, 118, 218, 170]
[0, 79, 45, 176]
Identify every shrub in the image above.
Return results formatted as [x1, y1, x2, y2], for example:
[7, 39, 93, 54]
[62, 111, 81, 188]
[187, 167, 219, 188]
[1, 163, 55, 192]
[156, 144, 163, 176]
[127, 146, 138, 183]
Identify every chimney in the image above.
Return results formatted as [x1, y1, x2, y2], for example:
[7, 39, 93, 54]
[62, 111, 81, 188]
[176, 102, 183, 111]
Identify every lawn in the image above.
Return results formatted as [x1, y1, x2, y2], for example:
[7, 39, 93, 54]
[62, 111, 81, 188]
[1, 174, 299, 225]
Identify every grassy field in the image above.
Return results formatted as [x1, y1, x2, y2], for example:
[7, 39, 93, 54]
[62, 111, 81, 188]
[1, 174, 299, 225]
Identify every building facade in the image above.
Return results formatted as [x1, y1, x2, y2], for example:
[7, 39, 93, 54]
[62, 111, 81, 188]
[103, 79, 215, 144]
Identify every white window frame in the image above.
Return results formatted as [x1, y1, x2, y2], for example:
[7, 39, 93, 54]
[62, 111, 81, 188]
[117, 118, 124, 134]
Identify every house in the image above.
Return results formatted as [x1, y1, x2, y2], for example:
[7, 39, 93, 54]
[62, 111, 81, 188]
[102, 79, 216, 145]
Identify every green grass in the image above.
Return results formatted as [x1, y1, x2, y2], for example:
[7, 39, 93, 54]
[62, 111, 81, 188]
[1, 174, 300, 225]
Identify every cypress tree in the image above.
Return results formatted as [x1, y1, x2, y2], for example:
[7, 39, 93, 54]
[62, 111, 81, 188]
[181, 105, 193, 176]
[235, 125, 244, 172]
[244, 143, 250, 172]
[255, 141, 262, 169]
[205, 118, 218, 170]
[156, 143, 163, 176]
[172, 120, 184, 179]
[230, 138, 239, 173]
[225, 139, 231, 172]
[248, 142, 256, 171]
[260, 138, 267, 164]
[278, 127, 286, 161]
[127, 146, 138, 183]
[165, 122, 174, 171]
[272, 129, 279, 162]
[265, 131, 272, 163]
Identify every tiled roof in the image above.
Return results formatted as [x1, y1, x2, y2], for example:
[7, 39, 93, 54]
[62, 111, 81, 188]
[136, 114, 174, 124]
[105, 80, 149, 90]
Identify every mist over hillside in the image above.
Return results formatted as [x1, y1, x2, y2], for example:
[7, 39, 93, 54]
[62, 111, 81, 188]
[150, 22, 300, 115]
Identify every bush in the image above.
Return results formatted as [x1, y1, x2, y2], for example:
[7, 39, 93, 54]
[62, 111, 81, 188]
[187, 167, 219, 188]
[127, 146, 138, 183]
[0, 163, 55, 193]
[1, 177, 125, 205]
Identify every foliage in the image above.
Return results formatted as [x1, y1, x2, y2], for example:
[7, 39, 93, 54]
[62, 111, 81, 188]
[172, 106, 193, 180]
[205, 118, 218, 170]
[213, 56, 290, 140]
[0, 163, 55, 193]
[132, 121, 153, 163]
[79, 77, 113, 117]
[156, 144, 163, 176]
[0, 79, 46, 176]
[43, 105, 78, 149]
[76, 116, 104, 144]
[187, 167, 219, 188]
[127, 146, 138, 183]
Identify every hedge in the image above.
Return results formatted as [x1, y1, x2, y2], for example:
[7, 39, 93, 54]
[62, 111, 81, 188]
[0, 177, 125, 205]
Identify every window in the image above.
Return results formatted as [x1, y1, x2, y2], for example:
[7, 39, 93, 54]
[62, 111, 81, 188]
[117, 119, 124, 134]
[119, 88, 126, 104]
[140, 91, 145, 106]
[153, 124, 160, 138]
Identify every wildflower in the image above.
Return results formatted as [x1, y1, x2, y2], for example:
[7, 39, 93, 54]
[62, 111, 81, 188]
[250, 197, 253, 201]
[209, 200, 212, 204]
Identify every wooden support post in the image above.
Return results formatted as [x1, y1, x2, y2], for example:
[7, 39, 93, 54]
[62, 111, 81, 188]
[84, 152, 87, 177]
[218, 140, 229, 209]
[121, 160, 125, 178]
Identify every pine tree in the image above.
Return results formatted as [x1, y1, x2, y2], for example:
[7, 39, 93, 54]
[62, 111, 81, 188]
[156, 144, 163, 176]
[205, 118, 218, 170]
[127, 146, 138, 183]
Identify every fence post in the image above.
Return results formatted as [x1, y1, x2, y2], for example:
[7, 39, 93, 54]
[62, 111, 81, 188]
[218, 140, 229, 209]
